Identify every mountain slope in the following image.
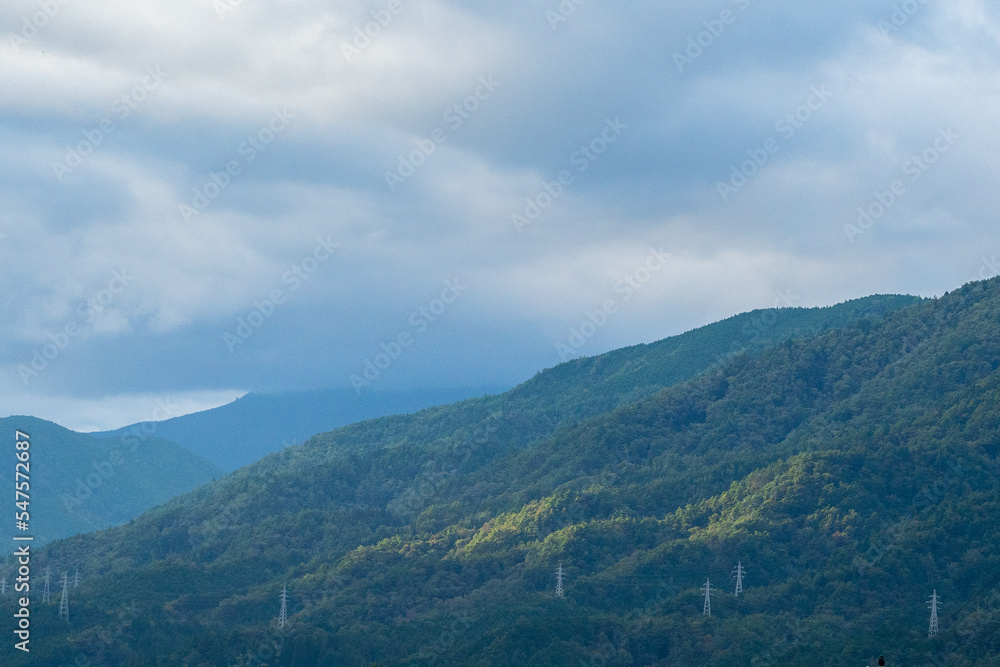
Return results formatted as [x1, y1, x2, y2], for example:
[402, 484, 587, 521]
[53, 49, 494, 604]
[0, 416, 221, 550]
[93, 386, 510, 472]
[92, 296, 916, 474]
[15, 291, 985, 665]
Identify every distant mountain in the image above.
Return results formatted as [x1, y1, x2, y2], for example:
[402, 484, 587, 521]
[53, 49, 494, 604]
[93, 386, 511, 472]
[0, 416, 221, 551]
[94, 297, 920, 474]
[22, 291, 984, 665]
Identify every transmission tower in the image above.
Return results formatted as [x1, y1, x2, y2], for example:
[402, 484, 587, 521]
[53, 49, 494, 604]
[555, 562, 564, 598]
[42, 565, 51, 604]
[733, 561, 745, 597]
[278, 586, 288, 630]
[1, 576, 6, 595]
[58, 572, 69, 623]
[702, 578, 712, 616]
[928, 590, 940, 638]
[73, 568, 80, 588]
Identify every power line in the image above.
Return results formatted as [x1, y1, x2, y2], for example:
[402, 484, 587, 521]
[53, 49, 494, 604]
[943, 553, 1000, 620]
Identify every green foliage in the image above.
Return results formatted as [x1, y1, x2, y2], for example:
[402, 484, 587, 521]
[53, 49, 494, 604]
[28, 288, 1000, 665]
[0, 416, 221, 550]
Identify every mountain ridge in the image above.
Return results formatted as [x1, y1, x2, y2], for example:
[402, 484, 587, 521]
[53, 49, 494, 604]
[0, 415, 221, 551]
[18, 289, 991, 665]
[92, 385, 511, 472]
[91, 295, 918, 475]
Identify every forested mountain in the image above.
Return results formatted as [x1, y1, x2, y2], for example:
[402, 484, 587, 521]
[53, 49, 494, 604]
[17, 287, 1000, 665]
[93, 386, 511, 472]
[0, 416, 221, 551]
[92, 296, 916, 473]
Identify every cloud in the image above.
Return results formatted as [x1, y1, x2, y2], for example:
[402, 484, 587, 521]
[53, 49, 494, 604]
[2, 0, 999, 427]
[0, 389, 245, 433]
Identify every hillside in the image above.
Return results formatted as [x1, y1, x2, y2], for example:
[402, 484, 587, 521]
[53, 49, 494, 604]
[92, 296, 916, 473]
[0, 416, 221, 551]
[15, 290, 996, 665]
[93, 386, 511, 472]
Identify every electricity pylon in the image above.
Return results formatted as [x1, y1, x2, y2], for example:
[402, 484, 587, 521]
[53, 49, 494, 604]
[58, 572, 69, 622]
[733, 561, 745, 597]
[73, 568, 80, 588]
[1, 576, 6, 595]
[42, 565, 51, 604]
[928, 590, 940, 638]
[555, 563, 564, 598]
[278, 586, 288, 630]
[703, 578, 712, 616]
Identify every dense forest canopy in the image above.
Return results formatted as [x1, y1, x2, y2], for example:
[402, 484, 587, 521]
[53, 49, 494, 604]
[9, 285, 1000, 665]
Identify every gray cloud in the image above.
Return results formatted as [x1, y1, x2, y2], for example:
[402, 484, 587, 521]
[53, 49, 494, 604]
[2, 0, 998, 428]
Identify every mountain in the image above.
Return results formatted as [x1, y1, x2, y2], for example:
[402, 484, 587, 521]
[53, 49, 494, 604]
[15, 290, 987, 665]
[93, 386, 512, 472]
[0, 416, 221, 551]
[92, 296, 918, 474]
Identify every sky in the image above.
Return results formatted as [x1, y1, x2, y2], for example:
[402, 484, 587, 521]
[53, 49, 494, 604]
[1, 0, 999, 432]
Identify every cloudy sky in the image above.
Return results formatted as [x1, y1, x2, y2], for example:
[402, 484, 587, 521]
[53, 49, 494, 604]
[1, 0, 998, 431]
